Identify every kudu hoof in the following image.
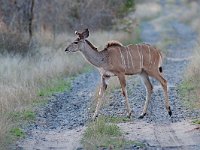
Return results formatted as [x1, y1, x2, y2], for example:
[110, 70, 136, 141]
[138, 113, 146, 119]
[127, 112, 132, 118]
[168, 110, 172, 116]
[168, 106, 172, 116]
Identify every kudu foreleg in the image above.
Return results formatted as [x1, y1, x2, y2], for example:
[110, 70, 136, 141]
[117, 73, 132, 118]
[92, 75, 109, 120]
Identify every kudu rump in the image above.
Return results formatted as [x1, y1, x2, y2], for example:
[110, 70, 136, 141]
[65, 29, 172, 120]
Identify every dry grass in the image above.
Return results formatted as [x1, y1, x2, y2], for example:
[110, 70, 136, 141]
[0, 50, 86, 147]
[0, 30, 129, 147]
[180, 45, 200, 108]
[178, 1, 200, 108]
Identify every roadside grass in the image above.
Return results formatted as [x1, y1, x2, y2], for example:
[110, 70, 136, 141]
[82, 116, 144, 150]
[10, 128, 25, 138]
[37, 77, 73, 97]
[192, 119, 200, 125]
[10, 110, 36, 123]
[179, 46, 200, 109]
[178, 80, 200, 109]
[3, 75, 76, 148]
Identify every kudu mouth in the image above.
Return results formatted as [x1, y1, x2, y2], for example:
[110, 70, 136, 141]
[65, 47, 70, 53]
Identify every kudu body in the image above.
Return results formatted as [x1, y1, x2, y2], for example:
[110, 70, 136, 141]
[65, 29, 172, 119]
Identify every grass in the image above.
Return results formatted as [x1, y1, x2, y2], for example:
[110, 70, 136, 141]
[10, 110, 36, 123]
[179, 46, 200, 109]
[82, 116, 144, 150]
[178, 1, 200, 111]
[179, 80, 200, 109]
[192, 119, 200, 125]
[37, 77, 73, 97]
[10, 128, 25, 138]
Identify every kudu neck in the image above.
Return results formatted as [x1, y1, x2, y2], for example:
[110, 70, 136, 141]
[80, 40, 105, 67]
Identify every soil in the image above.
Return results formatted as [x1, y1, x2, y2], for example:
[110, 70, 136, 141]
[14, 1, 200, 150]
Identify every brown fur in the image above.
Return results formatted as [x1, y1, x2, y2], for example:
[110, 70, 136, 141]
[105, 41, 123, 49]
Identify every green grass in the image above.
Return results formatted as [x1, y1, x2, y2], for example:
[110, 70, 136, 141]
[37, 65, 93, 98]
[179, 80, 200, 109]
[10, 128, 25, 138]
[38, 77, 73, 97]
[82, 116, 145, 150]
[192, 119, 200, 125]
[9, 110, 36, 123]
[84, 117, 122, 137]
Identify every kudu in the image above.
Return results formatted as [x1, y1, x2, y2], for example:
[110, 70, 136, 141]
[65, 29, 172, 120]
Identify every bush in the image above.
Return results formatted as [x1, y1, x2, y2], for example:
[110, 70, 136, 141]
[0, 32, 30, 55]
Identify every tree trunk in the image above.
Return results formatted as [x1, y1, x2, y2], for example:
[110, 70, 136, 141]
[29, 0, 35, 41]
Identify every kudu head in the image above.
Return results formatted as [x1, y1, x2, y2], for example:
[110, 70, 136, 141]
[65, 29, 89, 52]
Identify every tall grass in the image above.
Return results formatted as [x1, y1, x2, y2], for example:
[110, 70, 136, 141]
[180, 46, 200, 108]
[178, 1, 200, 109]
[0, 30, 129, 148]
[0, 50, 86, 146]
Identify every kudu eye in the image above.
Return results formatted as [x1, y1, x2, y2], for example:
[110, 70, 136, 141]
[74, 41, 78, 44]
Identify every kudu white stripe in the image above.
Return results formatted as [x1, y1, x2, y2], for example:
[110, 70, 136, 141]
[148, 45, 152, 68]
[136, 44, 143, 69]
[127, 46, 134, 69]
[119, 47, 126, 69]
[125, 47, 130, 68]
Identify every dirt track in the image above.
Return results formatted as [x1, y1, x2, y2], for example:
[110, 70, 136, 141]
[15, 1, 200, 150]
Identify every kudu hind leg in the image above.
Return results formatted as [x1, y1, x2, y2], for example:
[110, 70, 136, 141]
[117, 74, 132, 118]
[92, 76, 109, 120]
[139, 71, 153, 119]
[155, 73, 172, 116]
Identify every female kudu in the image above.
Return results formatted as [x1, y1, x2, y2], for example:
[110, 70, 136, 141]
[65, 29, 172, 120]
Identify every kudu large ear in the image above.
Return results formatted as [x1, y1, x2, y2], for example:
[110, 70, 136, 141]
[82, 29, 89, 39]
[75, 31, 83, 39]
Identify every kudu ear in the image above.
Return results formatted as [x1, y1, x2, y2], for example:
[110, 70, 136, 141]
[75, 29, 89, 39]
[75, 31, 83, 39]
[82, 29, 89, 39]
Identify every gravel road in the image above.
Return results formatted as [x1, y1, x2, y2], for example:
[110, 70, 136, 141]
[15, 1, 200, 150]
